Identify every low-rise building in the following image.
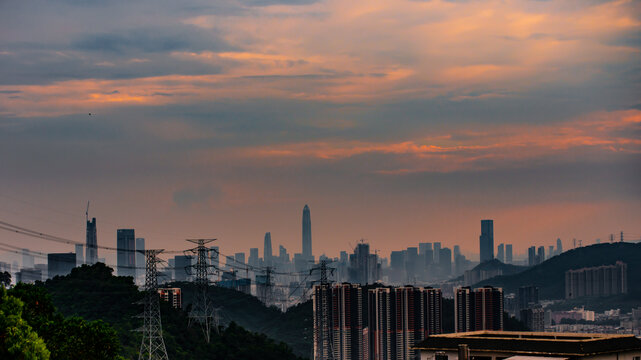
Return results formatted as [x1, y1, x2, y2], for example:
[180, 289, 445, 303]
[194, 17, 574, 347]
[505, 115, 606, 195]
[414, 331, 641, 360]
[158, 288, 182, 309]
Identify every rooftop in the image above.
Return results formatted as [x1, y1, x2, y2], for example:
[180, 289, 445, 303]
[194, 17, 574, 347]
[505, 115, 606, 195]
[413, 331, 641, 356]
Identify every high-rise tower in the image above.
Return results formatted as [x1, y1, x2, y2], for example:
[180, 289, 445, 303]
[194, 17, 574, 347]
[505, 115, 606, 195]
[479, 220, 494, 263]
[86, 217, 98, 264]
[302, 204, 312, 259]
[117, 229, 136, 277]
[264, 232, 273, 265]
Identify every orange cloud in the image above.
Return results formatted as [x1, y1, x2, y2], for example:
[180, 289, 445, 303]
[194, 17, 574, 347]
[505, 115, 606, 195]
[218, 109, 641, 173]
[1, 0, 639, 116]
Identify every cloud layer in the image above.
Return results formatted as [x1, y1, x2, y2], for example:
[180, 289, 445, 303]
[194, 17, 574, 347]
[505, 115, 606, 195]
[0, 0, 639, 259]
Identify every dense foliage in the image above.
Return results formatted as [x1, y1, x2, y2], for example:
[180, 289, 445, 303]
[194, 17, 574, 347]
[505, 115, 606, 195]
[7, 282, 122, 360]
[0, 287, 50, 360]
[173, 281, 313, 358]
[42, 264, 304, 360]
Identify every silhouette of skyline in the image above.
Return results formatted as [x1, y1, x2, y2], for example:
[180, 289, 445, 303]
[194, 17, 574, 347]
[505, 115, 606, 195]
[0, 0, 639, 258]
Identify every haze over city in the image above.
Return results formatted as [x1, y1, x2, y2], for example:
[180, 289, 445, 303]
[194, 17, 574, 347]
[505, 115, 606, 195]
[2, 1, 641, 360]
[2, 0, 640, 260]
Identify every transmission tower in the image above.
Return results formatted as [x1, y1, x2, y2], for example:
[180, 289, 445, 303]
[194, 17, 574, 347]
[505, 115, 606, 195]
[186, 238, 217, 343]
[260, 267, 273, 306]
[138, 249, 169, 360]
[313, 259, 335, 360]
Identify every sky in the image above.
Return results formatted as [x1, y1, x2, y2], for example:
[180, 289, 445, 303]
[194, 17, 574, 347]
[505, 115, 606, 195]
[0, 0, 640, 264]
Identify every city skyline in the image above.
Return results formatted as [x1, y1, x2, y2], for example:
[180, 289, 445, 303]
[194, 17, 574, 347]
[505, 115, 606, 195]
[1, 0, 640, 261]
[0, 204, 637, 266]
[1, 1, 640, 359]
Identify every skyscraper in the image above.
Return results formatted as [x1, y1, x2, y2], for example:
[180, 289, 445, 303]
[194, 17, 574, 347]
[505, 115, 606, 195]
[433, 242, 441, 264]
[75, 244, 84, 266]
[453, 245, 460, 259]
[249, 248, 259, 267]
[474, 286, 503, 332]
[479, 220, 494, 263]
[517, 285, 539, 312]
[235, 252, 245, 265]
[210, 246, 219, 269]
[264, 232, 273, 265]
[47, 252, 76, 278]
[279, 245, 289, 263]
[439, 247, 452, 277]
[116, 229, 136, 277]
[350, 242, 374, 284]
[505, 244, 513, 264]
[22, 249, 34, 269]
[313, 283, 364, 360]
[454, 287, 474, 333]
[302, 204, 312, 259]
[85, 217, 98, 264]
[537, 246, 545, 263]
[528, 246, 536, 266]
[556, 238, 563, 255]
[174, 255, 193, 281]
[455, 286, 503, 332]
[135, 238, 145, 283]
[369, 286, 442, 360]
[497, 243, 505, 263]
[405, 247, 419, 279]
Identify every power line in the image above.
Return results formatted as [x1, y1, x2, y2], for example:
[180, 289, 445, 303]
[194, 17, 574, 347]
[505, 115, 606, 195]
[0, 220, 183, 254]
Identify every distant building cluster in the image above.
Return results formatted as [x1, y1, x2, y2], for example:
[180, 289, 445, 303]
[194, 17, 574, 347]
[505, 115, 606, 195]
[565, 261, 628, 299]
[517, 285, 544, 332]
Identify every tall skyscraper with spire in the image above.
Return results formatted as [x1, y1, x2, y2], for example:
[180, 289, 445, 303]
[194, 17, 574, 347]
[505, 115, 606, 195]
[302, 204, 312, 259]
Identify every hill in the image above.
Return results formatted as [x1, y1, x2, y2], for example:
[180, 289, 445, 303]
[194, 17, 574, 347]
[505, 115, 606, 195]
[475, 242, 641, 301]
[473, 258, 527, 275]
[41, 264, 304, 360]
[172, 281, 313, 358]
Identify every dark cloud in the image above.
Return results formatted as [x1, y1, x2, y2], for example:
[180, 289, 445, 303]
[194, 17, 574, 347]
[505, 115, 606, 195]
[239, 0, 319, 6]
[0, 49, 224, 85]
[72, 27, 233, 55]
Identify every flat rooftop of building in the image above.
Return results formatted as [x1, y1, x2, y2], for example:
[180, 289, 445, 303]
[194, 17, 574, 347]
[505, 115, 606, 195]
[413, 331, 641, 356]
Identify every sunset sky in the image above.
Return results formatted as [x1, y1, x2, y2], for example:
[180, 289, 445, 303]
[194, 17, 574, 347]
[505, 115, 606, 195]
[1, 0, 640, 264]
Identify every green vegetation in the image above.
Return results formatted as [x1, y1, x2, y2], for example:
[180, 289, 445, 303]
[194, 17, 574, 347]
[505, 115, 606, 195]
[1, 282, 121, 360]
[41, 263, 303, 360]
[476, 242, 641, 301]
[173, 281, 313, 358]
[0, 287, 50, 360]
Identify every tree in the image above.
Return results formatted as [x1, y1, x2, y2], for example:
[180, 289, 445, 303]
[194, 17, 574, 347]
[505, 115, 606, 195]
[8, 283, 122, 360]
[0, 272, 10, 288]
[43, 317, 121, 360]
[0, 286, 50, 359]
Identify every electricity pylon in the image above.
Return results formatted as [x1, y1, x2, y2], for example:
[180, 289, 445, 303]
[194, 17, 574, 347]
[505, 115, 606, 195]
[186, 238, 217, 343]
[138, 249, 169, 360]
[313, 259, 335, 360]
